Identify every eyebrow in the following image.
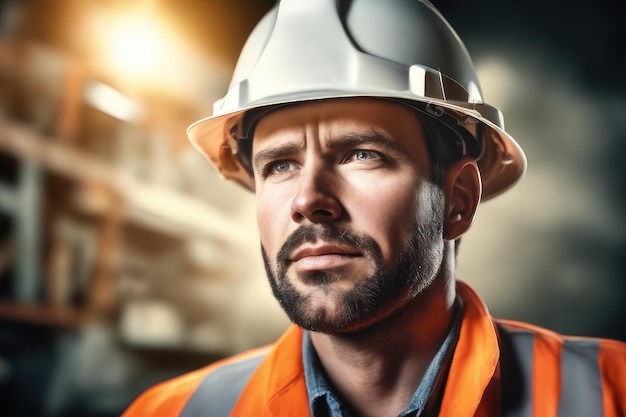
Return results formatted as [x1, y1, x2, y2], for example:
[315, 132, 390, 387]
[325, 132, 404, 153]
[252, 131, 404, 171]
[252, 142, 304, 172]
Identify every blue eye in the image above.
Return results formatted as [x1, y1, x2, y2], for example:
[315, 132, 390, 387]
[347, 150, 380, 162]
[266, 161, 297, 176]
[273, 162, 289, 172]
[356, 150, 373, 160]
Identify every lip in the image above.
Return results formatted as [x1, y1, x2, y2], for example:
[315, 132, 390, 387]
[289, 243, 362, 272]
[290, 243, 361, 263]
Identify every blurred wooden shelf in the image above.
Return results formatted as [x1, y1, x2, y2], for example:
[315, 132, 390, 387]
[0, 117, 246, 243]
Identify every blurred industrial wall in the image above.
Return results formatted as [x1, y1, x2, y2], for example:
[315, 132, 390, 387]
[0, 0, 623, 416]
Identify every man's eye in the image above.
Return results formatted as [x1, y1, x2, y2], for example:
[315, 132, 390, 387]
[267, 161, 296, 175]
[346, 150, 381, 162]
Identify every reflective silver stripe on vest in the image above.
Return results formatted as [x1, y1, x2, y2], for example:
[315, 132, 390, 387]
[498, 323, 605, 417]
[558, 339, 602, 417]
[498, 324, 534, 417]
[180, 352, 267, 417]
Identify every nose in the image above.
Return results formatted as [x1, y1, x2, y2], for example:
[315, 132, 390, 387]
[291, 167, 342, 223]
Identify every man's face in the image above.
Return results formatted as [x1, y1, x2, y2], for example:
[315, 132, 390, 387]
[251, 98, 446, 334]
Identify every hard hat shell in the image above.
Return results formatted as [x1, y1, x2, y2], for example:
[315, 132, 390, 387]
[187, 0, 526, 200]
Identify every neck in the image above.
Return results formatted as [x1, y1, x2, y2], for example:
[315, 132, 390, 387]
[309, 242, 457, 417]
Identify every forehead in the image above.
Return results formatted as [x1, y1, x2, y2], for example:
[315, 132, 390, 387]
[252, 98, 429, 155]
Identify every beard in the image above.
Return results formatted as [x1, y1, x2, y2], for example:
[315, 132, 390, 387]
[261, 199, 444, 334]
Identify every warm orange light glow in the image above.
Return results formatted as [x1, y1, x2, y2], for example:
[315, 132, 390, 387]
[83, 3, 229, 105]
[110, 15, 164, 75]
[87, 5, 181, 92]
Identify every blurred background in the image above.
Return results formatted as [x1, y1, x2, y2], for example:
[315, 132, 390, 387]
[0, 0, 623, 416]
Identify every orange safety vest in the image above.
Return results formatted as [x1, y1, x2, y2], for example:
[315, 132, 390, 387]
[122, 281, 626, 417]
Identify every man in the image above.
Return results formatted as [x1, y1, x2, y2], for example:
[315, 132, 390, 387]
[123, 0, 626, 416]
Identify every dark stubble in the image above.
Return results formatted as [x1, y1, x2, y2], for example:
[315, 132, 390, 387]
[261, 201, 444, 334]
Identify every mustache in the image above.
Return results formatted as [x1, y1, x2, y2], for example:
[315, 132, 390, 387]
[276, 224, 381, 267]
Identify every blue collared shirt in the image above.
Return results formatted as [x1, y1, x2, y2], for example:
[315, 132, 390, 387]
[302, 302, 462, 417]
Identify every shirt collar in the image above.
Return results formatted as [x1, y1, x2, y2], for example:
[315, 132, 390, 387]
[302, 300, 463, 417]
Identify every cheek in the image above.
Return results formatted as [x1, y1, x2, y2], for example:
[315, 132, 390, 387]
[256, 191, 290, 256]
[347, 175, 423, 256]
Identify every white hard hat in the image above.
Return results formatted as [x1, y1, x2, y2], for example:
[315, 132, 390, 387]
[188, 0, 526, 200]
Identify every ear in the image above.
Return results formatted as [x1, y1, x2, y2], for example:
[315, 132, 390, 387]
[443, 156, 482, 240]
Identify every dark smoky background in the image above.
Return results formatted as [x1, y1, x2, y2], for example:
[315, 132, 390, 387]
[0, 1, 623, 416]
[438, 0, 626, 341]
